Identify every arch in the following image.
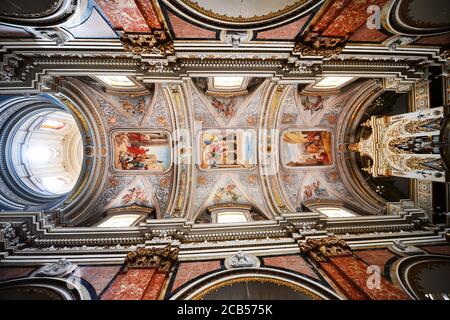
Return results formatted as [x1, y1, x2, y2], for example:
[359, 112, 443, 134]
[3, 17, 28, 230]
[53, 78, 110, 225]
[170, 267, 342, 300]
[0, 95, 86, 211]
[391, 254, 450, 300]
[0, 0, 93, 28]
[382, 0, 450, 36]
[334, 80, 387, 214]
[0, 277, 92, 300]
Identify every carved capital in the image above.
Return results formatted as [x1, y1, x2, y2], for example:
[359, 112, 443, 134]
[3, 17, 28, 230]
[121, 30, 174, 57]
[123, 245, 179, 272]
[293, 33, 345, 58]
[0, 222, 29, 250]
[299, 236, 352, 263]
[0, 57, 21, 82]
[293, 42, 344, 58]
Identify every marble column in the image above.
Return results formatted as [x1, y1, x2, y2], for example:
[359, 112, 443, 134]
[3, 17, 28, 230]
[300, 236, 409, 300]
[101, 245, 178, 300]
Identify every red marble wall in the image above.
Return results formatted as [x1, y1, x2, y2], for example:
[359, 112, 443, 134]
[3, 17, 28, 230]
[309, 0, 389, 42]
[354, 249, 396, 271]
[256, 16, 310, 40]
[349, 24, 389, 42]
[322, 0, 388, 37]
[262, 255, 319, 279]
[142, 271, 167, 300]
[101, 268, 156, 300]
[96, 0, 158, 32]
[327, 256, 409, 300]
[78, 266, 122, 296]
[167, 12, 217, 39]
[0, 267, 34, 282]
[320, 261, 368, 299]
[420, 244, 450, 256]
[134, 0, 161, 28]
[415, 34, 450, 46]
[171, 260, 221, 292]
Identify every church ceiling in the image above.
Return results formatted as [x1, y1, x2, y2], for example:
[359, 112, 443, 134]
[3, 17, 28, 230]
[38, 75, 381, 224]
[0, 0, 448, 226]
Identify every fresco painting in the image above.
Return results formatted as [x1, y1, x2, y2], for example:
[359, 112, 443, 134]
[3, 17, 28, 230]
[199, 129, 256, 170]
[112, 131, 171, 172]
[282, 130, 333, 167]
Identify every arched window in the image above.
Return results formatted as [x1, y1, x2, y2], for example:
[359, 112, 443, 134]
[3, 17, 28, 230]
[217, 211, 248, 224]
[315, 207, 356, 218]
[97, 214, 142, 228]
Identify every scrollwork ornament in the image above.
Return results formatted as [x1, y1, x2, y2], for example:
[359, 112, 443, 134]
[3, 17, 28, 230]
[299, 236, 352, 263]
[33, 258, 77, 277]
[121, 31, 175, 57]
[123, 244, 179, 272]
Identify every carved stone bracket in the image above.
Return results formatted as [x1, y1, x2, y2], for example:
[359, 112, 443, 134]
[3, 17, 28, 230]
[121, 30, 175, 57]
[0, 221, 29, 251]
[299, 236, 352, 263]
[123, 245, 179, 272]
[293, 33, 345, 58]
[32, 258, 77, 277]
[0, 57, 21, 82]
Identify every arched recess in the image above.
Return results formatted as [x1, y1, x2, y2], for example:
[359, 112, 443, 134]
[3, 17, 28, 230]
[0, 94, 86, 212]
[334, 80, 387, 214]
[170, 267, 342, 300]
[162, 0, 323, 31]
[53, 78, 110, 225]
[0, 0, 93, 28]
[0, 277, 92, 300]
[391, 255, 450, 300]
[382, 0, 450, 36]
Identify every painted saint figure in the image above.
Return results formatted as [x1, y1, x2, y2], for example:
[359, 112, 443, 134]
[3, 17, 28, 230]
[282, 130, 333, 167]
[113, 131, 171, 172]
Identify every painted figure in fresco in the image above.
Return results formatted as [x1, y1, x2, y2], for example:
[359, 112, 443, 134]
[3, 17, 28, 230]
[122, 186, 149, 206]
[121, 98, 146, 114]
[283, 131, 332, 167]
[302, 96, 324, 115]
[200, 130, 256, 170]
[211, 98, 236, 118]
[303, 181, 328, 199]
[114, 132, 168, 171]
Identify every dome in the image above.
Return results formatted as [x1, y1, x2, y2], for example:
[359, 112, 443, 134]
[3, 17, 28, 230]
[7, 108, 83, 197]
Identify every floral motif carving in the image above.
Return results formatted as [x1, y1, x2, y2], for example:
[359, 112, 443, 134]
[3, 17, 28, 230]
[121, 31, 174, 56]
[299, 236, 352, 263]
[123, 245, 179, 272]
[294, 38, 344, 58]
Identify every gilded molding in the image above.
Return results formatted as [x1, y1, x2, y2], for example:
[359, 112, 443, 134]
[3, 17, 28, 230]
[120, 31, 175, 56]
[123, 245, 179, 272]
[299, 236, 352, 263]
[293, 41, 344, 58]
[191, 276, 322, 300]
[178, 0, 310, 23]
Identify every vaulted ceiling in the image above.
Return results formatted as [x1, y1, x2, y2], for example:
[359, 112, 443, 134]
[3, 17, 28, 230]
[0, 0, 448, 226]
